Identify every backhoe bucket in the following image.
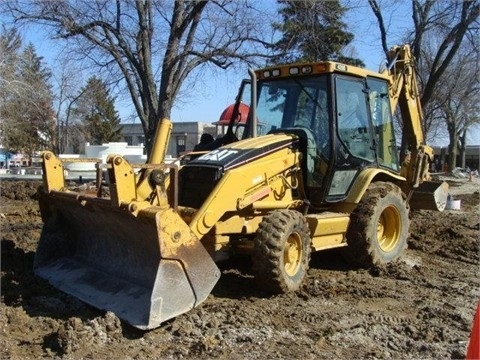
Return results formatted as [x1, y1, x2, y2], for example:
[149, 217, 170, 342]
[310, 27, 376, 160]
[408, 181, 449, 211]
[35, 193, 220, 330]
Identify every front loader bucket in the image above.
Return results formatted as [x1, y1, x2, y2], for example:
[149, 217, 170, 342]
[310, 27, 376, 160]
[408, 181, 449, 211]
[35, 193, 220, 330]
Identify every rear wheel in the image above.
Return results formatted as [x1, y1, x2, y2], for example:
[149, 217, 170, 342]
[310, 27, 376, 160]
[252, 210, 311, 294]
[342, 182, 409, 267]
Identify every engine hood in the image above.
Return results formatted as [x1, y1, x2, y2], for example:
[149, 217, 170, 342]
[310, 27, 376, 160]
[188, 133, 297, 170]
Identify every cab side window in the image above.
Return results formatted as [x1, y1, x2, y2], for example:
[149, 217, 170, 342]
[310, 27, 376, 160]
[336, 77, 375, 162]
[367, 77, 399, 171]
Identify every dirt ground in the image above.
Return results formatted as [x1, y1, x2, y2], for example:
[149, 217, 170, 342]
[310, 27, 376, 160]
[1, 177, 479, 359]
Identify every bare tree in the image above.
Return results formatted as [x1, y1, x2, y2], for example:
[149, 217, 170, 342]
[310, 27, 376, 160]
[368, 0, 479, 170]
[435, 49, 480, 170]
[5, 0, 271, 155]
[51, 56, 89, 154]
[368, 0, 479, 127]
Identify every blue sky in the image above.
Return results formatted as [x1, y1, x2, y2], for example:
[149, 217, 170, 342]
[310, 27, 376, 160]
[3, 1, 478, 145]
[6, 1, 398, 121]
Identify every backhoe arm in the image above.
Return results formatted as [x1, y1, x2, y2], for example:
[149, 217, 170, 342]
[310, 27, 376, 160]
[383, 45, 433, 187]
[384, 45, 425, 149]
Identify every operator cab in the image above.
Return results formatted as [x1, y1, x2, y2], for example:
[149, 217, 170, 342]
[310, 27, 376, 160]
[241, 63, 400, 206]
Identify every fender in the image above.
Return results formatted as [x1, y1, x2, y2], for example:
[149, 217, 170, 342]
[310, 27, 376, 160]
[344, 168, 406, 204]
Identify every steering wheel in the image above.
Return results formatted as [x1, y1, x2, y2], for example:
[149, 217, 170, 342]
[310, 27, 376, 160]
[293, 125, 316, 139]
[293, 125, 326, 157]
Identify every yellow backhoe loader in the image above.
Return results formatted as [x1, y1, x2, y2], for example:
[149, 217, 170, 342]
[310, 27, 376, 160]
[36, 45, 448, 330]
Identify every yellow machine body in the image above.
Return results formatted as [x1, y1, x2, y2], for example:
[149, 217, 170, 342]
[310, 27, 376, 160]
[35, 45, 447, 329]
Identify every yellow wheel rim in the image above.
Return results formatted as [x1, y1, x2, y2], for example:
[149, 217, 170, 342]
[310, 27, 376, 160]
[377, 205, 401, 252]
[284, 233, 302, 276]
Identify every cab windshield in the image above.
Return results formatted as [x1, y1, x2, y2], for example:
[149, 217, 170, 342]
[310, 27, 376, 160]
[245, 75, 330, 153]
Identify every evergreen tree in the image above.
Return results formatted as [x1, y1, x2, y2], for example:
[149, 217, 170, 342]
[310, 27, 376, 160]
[75, 77, 122, 145]
[0, 31, 55, 157]
[20, 44, 56, 152]
[270, 0, 364, 66]
[0, 27, 22, 98]
[0, 28, 23, 157]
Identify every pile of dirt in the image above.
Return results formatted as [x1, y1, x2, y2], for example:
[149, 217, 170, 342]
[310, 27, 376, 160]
[1, 178, 478, 359]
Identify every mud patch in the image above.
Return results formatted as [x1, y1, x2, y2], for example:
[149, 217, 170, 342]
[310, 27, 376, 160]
[1, 179, 479, 359]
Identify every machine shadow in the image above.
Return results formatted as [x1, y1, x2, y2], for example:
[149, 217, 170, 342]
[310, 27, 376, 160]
[1, 239, 154, 341]
[211, 248, 356, 300]
[309, 247, 358, 271]
[2, 235, 356, 341]
[1, 239, 100, 321]
[211, 255, 261, 299]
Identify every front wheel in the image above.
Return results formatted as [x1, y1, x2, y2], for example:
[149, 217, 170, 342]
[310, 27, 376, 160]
[252, 210, 311, 294]
[342, 182, 410, 267]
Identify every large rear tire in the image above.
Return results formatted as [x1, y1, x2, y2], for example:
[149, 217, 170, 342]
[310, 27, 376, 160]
[342, 182, 409, 267]
[252, 210, 311, 294]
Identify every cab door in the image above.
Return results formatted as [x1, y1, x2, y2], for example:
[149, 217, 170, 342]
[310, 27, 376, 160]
[326, 75, 376, 201]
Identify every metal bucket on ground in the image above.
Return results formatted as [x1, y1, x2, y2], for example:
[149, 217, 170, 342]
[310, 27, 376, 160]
[445, 195, 461, 210]
[35, 190, 220, 330]
[408, 181, 449, 211]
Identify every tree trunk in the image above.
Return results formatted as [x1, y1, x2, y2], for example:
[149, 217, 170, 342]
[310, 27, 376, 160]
[141, 98, 173, 156]
[447, 123, 458, 172]
[459, 129, 467, 168]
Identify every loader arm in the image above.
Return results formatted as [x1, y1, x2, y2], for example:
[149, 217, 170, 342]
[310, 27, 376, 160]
[135, 118, 173, 201]
[185, 135, 303, 239]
